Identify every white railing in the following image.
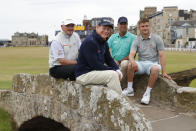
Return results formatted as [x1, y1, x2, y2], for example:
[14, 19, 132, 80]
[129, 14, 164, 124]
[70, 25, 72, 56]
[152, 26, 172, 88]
[165, 48, 196, 52]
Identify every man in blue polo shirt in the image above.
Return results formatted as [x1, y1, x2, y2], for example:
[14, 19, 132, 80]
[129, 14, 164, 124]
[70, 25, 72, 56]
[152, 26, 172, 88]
[75, 18, 123, 94]
[108, 16, 136, 90]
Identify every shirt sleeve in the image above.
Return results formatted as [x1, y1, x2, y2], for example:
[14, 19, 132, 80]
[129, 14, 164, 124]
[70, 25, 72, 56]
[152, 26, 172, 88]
[50, 40, 64, 60]
[156, 35, 165, 51]
[131, 37, 139, 52]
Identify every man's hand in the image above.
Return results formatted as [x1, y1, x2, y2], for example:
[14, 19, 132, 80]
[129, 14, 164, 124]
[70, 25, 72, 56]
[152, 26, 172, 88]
[158, 51, 171, 80]
[162, 72, 172, 80]
[131, 61, 138, 72]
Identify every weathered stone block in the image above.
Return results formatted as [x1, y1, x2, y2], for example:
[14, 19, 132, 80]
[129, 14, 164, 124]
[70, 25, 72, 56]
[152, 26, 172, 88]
[0, 74, 153, 131]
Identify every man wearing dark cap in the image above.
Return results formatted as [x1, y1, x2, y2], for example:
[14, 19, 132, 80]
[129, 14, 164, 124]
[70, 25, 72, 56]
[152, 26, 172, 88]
[75, 18, 123, 93]
[108, 16, 136, 95]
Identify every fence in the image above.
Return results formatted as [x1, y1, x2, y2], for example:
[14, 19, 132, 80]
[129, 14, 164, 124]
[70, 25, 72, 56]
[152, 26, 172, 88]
[165, 48, 196, 52]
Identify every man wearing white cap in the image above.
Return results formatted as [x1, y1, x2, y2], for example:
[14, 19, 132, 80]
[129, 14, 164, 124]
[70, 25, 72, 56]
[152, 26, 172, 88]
[49, 19, 81, 80]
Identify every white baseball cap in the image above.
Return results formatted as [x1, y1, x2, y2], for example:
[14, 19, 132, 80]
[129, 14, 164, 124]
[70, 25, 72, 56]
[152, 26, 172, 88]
[61, 19, 75, 26]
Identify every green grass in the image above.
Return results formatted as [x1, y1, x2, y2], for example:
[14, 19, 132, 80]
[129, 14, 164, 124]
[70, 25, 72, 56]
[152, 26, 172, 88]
[190, 79, 196, 88]
[0, 81, 12, 90]
[165, 51, 196, 74]
[0, 47, 49, 90]
[165, 51, 196, 88]
[0, 47, 196, 89]
[0, 47, 49, 130]
[0, 47, 196, 130]
[0, 108, 13, 131]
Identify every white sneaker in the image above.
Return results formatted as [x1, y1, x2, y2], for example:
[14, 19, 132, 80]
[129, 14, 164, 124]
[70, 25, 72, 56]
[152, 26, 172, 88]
[141, 93, 150, 105]
[122, 88, 134, 96]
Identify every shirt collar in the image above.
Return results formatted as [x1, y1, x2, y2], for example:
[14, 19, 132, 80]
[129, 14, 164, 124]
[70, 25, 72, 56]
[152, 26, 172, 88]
[140, 33, 151, 40]
[118, 31, 129, 38]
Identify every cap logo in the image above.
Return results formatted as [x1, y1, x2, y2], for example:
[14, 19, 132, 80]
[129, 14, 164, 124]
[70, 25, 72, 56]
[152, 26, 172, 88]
[103, 19, 111, 23]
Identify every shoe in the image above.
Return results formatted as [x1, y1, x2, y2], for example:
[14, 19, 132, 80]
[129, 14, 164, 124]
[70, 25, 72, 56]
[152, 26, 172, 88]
[141, 93, 150, 105]
[122, 88, 134, 96]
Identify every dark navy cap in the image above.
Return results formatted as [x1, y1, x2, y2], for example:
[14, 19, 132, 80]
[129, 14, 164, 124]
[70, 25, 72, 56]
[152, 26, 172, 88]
[118, 16, 128, 24]
[98, 18, 113, 29]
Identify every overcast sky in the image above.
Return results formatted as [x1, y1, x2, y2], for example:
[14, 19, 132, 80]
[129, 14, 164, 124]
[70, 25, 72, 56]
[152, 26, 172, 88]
[0, 0, 196, 41]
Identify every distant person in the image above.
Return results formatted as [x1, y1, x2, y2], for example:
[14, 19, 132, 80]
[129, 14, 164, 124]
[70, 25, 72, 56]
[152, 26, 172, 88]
[123, 18, 171, 104]
[108, 16, 136, 90]
[49, 19, 81, 80]
[75, 18, 123, 93]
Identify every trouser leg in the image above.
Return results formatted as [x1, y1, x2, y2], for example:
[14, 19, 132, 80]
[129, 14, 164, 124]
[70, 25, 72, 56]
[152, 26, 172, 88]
[49, 65, 76, 81]
[76, 70, 122, 93]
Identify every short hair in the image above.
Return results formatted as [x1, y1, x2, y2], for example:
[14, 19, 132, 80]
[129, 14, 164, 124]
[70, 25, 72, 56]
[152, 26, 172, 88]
[138, 18, 149, 25]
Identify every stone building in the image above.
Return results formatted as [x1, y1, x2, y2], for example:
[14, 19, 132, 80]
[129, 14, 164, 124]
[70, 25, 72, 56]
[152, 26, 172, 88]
[148, 11, 164, 40]
[171, 20, 196, 48]
[147, 6, 178, 46]
[55, 16, 114, 39]
[179, 9, 196, 21]
[12, 32, 48, 46]
[114, 26, 137, 35]
[140, 7, 157, 19]
[146, 6, 196, 46]
[82, 15, 92, 31]
[190, 10, 196, 21]
[179, 10, 190, 21]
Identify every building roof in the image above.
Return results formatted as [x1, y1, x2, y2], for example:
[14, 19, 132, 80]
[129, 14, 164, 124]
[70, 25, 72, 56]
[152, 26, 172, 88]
[148, 11, 163, 19]
[0, 39, 11, 42]
[163, 6, 178, 8]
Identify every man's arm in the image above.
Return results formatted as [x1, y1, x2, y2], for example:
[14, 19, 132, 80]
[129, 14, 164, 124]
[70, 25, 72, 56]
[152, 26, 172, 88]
[159, 51, 171, 80]
[126, 34, 137, 62]
[58, 58, 77, 65]
[129, 50, 138, 72]
[156, 35, 171, 80]
[51, 40, 77, 66]
[129, 38, 138, 71]
[129, 51, 136, 63]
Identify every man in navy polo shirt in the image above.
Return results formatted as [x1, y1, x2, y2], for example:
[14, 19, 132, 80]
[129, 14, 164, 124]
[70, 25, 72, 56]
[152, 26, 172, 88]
[75, 18, 123, 93]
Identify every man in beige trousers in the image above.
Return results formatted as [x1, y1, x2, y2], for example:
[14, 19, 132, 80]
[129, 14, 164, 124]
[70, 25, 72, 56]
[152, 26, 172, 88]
[75, 18, 123, 93]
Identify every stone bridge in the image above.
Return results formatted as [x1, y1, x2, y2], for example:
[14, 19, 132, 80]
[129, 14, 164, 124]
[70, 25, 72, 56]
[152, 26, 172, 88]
[169, 68, 196, 87]
[0, 73, 196, 131]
